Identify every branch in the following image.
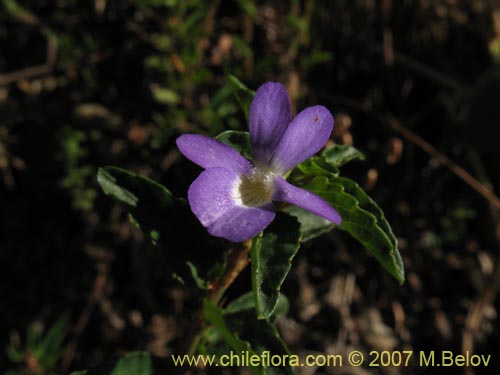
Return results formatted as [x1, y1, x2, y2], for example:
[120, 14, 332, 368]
[0, 27, 57, 85]
[386, 115, 500, 211]
[325, 93, 500, 211]
[461, 150, 500, 375]
[61, 264, 108, 373]
[331, 24, 469, 91]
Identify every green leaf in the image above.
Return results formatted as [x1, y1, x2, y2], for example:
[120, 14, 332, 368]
[223, 292, 255, 315]
[300, 176, 404, 284]
[285, 145, 365, 242]
[110, 352, 153, 375]
[97, 166, 223, 285]
[223, 310, 294, 375]
[216, 130, 252, 159]
[26, 323, 41, 350]
[322, 144, 365, 167]
[186, 261, 209, 290]
[204, 300, 263, 375]
[287, 158, 339, 242]
[204, 300, 293, 375]
[251, 213, 301, 319]
[285, 206, 334, 242]
[151, 87, 179, 105]
[271, 294, 290, 319]
[238, 0, 258, 17]
[97, 166, 183, 234]
[97, 167, 140, 206]
[227, 75, 255, 119]
[295, 157, 340, 179]
[70, 352, 172, 375]
[5, 344, 24, 363]
[224, 292, 289, 320]
[36, 315, 69, 368]
[302, 50, 334, 72]
[3, 0, 34, 19]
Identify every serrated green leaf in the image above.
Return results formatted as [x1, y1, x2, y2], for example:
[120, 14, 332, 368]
[286, 158, 339, 242]
[110, 351, 153, 375]
[251, 213, 301, 319]
[227, 75, 255, 119]
[97, 166, 223, 285]
[295, 157, 340, 178]
[286, 145, 365, 242]
[216, 130, 252, 159]
[300, 176, 404, 283]
[322, 144, 365, 167]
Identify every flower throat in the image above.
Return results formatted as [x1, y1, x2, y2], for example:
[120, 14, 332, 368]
[237, 170, 274, 207]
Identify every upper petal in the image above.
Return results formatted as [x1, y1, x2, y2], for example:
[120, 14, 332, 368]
[272, 176, 341, 225]
[270, 105, 334, 174]
[176, 134, 252, 175]
[249, 82, 291, 166]
[188, 167, 276, 242]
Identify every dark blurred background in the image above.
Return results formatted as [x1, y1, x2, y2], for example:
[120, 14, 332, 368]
[1, 0, 500, 374]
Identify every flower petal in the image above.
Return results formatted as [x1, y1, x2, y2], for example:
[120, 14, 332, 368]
[270, 105, 334, 174]
[272, 176, 341, 225]
[249, 82, 291, 166]
[176, 134, 253, 174]
[188, 167, 276, 242]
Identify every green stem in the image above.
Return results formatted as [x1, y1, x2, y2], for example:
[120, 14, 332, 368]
[249, 233, 263, 317]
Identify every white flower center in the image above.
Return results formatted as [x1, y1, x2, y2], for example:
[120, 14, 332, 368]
[235, 168, 275, 207]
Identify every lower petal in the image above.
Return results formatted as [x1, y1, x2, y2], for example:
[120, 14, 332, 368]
[272, 177, 341, 225]
[188, 167, 276, 242]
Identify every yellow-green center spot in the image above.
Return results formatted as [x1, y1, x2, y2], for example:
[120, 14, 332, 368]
[238, 172, 274, 207]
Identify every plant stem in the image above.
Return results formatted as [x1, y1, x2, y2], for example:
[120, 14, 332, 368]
[209, 239, 252, 304]
[183, 239, 253, 356]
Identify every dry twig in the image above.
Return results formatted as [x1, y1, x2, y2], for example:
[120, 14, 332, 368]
[386, 115, 500, 211]
[61, 265, 108, 373]
[0, 8, 58, 86]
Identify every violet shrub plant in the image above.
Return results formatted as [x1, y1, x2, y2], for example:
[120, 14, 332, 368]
[96, 77, 404, 374]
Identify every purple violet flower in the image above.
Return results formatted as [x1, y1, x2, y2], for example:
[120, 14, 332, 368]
[176, 82, 341, 242]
